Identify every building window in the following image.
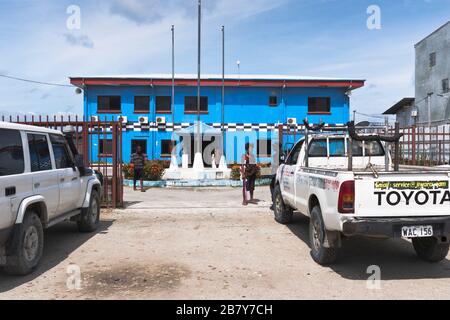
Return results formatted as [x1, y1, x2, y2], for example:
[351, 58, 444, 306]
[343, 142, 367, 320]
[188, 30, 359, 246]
[443, 79, 449, 94]
[308, 97, 331, 114]
[430, 52, 436, 68]
[131, 139, 147, 154]
[134, 96, 150, 113]
[0, 129, 24, 176]
[161, 140, 174, 157]
[98, 96, 121, 113]
[184, 96, 208, 113]
[269, 96, 278, 106]
[99, 139, 113, 156]
[156, 96, 172, 113]
[257, 139, 272, 158]
[28, 134, 52, 172]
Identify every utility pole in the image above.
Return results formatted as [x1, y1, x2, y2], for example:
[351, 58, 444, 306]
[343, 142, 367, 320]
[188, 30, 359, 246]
[193, 0, 204, 170]
[427, 92, 433, 128]
[221, 26, 225, 159]
[171, 25, 175, 121]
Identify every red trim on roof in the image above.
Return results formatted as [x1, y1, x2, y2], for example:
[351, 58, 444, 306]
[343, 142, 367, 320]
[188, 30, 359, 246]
[70, 78, 365, 89]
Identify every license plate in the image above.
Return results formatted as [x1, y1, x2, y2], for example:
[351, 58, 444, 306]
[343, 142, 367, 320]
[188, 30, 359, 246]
[401, 225, 433, 238]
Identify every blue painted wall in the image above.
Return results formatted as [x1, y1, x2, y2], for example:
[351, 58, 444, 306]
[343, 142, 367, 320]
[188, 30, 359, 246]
[84, 85, 350, 164]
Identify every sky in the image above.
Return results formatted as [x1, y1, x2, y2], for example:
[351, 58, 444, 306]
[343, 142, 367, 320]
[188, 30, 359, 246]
[0, 0, 449, 121]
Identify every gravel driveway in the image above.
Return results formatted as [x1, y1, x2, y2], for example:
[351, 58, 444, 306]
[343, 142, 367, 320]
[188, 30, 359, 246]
[1, 186, 449, 300]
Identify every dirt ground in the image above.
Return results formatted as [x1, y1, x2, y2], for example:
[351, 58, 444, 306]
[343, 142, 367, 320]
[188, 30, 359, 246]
[1, 186, 450, 300]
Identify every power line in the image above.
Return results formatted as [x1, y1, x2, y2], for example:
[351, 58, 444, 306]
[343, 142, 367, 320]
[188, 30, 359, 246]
[355, 111, 389, 120]
[0, 74, 73, 88]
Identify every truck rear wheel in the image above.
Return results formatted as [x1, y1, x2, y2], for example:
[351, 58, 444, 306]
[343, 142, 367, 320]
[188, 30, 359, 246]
[412, 237, 449, 263]
[309, 206, 338, 265]
[273, 185, 293, 224]
[4, 212, 44, 276]
[77, 190, 100, 233]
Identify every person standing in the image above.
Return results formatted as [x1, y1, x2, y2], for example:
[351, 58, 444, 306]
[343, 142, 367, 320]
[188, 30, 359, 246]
[241, 143, 259, 206]
[131, 145, 148, 192]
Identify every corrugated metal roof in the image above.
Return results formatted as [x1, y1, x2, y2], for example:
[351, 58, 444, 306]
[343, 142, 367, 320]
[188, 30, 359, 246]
[383, 98, 415, 115]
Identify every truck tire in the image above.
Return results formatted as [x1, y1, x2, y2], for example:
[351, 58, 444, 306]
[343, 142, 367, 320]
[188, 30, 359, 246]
[4, 212, 44, 276]
[309, 206, 338, 265]
[273, 185, 293, 224]
[77, 190, 100, 233]
[412, 237, 449, 263]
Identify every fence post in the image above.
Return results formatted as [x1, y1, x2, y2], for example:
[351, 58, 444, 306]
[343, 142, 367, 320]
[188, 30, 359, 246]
[411, 125, 416, 166]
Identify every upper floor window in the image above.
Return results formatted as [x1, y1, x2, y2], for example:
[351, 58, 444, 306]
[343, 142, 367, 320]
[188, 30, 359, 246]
[269, 96, 278, 106]
[430, 52, 436, 68]
[98, 96, 121, 113]
[156, 96, 172, 113]
[0, 129, 24, 176]
[134, 96, 150, 113]
[185, 96, 208, 113]
[443, 78, 449, 94]
[308, 97, 331, 114]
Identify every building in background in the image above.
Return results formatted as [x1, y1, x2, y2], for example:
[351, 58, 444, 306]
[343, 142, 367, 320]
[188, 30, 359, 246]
[70, 74, 364, 165]
[383, 98, 416, 127]
[386, 21, 450, 127]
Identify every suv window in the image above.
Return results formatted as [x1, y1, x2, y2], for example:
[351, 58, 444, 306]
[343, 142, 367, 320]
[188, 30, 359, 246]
[50, 134, 74, 169]
[0, 129, 24, 176]
[28, 134, 52, 172]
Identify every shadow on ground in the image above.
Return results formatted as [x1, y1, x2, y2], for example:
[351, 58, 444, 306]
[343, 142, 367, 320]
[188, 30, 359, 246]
[0, 219, 114, 293]
[287, 213, 450, 281]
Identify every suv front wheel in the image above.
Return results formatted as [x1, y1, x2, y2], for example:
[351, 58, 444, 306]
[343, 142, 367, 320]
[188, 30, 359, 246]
[4, 212, 44, 275]
[77, 190, 100, 233]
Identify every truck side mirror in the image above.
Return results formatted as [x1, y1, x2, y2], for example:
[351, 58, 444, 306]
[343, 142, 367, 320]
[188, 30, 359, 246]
[74, 154, 85, 168]
[280, 154, 286, 164]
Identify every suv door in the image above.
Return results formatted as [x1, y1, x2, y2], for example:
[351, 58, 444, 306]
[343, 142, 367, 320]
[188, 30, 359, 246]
[50, 134, 81, 214]
[0, 129, 30, 231]
[27, 133, 59, 220]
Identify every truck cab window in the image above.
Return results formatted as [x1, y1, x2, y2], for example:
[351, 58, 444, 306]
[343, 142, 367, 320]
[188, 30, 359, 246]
[308, 139, 327, 157]
[286, 141, 304, 165]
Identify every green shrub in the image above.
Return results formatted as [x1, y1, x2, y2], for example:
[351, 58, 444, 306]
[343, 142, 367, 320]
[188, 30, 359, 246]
[122, 160, 167, 181]
[230, 165, 241, 180]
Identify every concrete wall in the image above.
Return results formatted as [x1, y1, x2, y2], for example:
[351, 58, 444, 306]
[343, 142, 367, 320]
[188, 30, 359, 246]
[415, 22, 450, 125]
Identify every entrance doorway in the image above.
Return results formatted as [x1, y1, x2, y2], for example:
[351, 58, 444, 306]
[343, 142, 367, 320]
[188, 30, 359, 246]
[189, 135, 221, 168]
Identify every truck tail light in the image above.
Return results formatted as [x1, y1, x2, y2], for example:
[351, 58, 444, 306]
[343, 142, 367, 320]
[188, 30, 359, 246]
[338, 181, 355, 214]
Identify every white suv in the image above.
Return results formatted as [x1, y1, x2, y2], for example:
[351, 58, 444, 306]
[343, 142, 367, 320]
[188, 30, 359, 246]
[0, 122, 102, 275]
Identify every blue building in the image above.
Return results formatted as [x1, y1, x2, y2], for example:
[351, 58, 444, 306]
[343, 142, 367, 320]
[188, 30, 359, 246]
[70, 74, 364, 166]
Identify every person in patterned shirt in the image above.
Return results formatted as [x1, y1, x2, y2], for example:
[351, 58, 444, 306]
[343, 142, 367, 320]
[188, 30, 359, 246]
[130, 146, 148, 192]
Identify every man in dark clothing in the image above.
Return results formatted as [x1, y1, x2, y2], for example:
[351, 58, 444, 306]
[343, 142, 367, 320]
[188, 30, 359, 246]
[241, 143, 259, 205]
[131, 146, 148, 192]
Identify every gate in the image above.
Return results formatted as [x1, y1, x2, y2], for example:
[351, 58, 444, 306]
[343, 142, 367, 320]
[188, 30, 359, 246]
[1, 115, 123, 208]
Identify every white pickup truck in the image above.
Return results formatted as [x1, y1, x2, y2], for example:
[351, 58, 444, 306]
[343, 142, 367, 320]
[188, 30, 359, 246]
[272, 122, 450, 265]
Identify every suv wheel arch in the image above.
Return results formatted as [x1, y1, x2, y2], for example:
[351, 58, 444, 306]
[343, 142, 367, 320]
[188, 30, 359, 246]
[16, 196, 48, 226]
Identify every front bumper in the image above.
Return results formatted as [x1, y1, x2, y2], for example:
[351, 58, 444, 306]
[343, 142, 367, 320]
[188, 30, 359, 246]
[342, 216, 450, 238]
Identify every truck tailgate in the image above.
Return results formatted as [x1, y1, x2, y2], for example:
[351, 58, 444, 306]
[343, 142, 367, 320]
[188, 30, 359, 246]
[354, 173, 450, 217]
